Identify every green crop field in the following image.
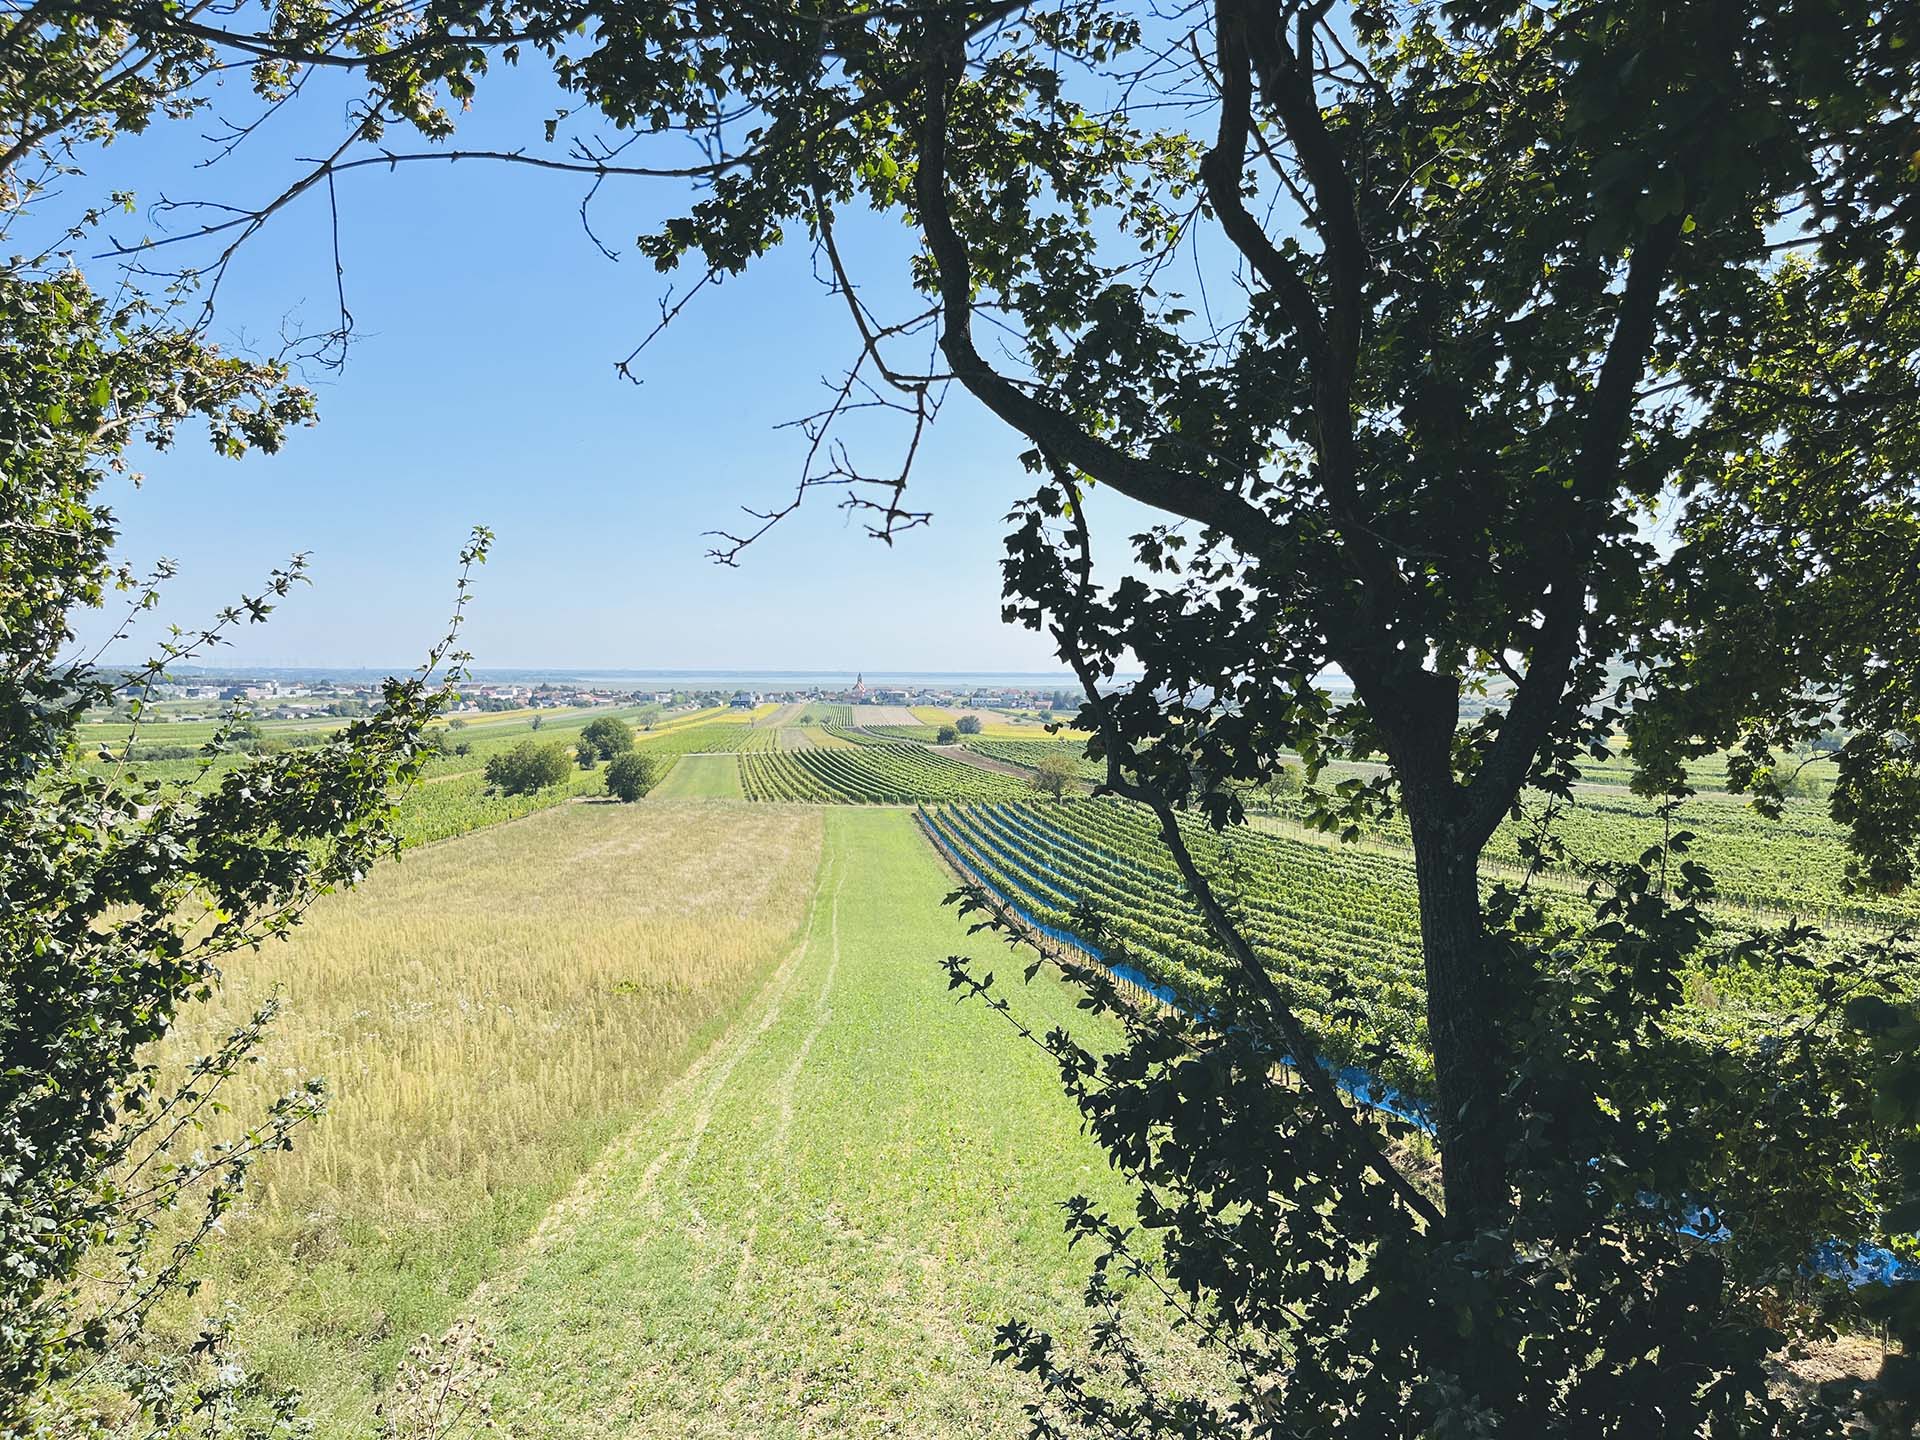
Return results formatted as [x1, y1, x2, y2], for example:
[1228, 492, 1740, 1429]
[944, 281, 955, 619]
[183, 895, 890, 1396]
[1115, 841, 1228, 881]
[964, 737, 1106, 782]
[922, 798, 1891, 1098]
[636, 721, 782, 758]
[863, 722, 941, 742]
[1255, 784, 1919, 929]
[800, 703, 853, 726]
[820, 722, 900, 746]
[477, 808, 1214, 1437]
[740, 744, 1032, 803]
[649, 752, 745, 798]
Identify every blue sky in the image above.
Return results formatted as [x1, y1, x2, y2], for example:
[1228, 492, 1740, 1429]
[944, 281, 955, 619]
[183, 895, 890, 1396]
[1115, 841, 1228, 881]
[65, 65, 1162, 672]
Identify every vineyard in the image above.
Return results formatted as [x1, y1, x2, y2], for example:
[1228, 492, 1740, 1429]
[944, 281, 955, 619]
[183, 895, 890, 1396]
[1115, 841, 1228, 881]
[821, 723, 903, 747]
[921, 799, 1433, 1088]
[781, 724, 855, 750]
[963, 738, 1106, 782]
[863, 724, 942, 742]
[739, 744, 1032, 804]
[1256, 785, 1920, 929]
[918, 798, 1868, 1096]
[635, 722, 781, 756]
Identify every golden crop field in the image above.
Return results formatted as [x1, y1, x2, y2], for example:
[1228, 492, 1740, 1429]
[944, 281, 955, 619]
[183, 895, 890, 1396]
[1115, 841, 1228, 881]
[910, 706, 1090, 740]
[155, 800, 825, 1432]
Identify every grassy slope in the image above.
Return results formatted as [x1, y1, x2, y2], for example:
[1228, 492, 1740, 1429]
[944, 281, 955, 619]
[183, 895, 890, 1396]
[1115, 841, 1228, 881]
[159, 801, 824, 1433]
[478, 808, 1212, 1437]
[651, 752, 746, 798]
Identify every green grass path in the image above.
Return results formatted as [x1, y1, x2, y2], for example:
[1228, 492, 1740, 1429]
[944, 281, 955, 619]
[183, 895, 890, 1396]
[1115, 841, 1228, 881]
[651, 752, 745, 799]
[477, 807, 1205, 1436]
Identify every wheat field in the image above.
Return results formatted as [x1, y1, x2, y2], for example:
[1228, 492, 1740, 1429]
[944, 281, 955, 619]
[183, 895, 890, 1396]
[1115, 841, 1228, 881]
[157, 799, 824, 1429]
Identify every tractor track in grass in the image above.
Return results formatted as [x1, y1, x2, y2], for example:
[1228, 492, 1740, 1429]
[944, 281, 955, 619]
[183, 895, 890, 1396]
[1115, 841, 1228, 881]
[462, 809, 1221, 1437]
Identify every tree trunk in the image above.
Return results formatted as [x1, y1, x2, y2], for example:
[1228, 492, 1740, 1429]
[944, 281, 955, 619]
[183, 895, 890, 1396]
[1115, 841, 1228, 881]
[1407, 812, 1509, 1232]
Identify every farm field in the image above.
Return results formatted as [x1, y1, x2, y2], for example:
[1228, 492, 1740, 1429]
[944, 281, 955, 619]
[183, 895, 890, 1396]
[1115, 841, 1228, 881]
[964, 737, 1106, 782]
[1256, 784, 1919, 929]
[154, 801, 825, 1434]
[476, 808, 1213, 1437]
[923, 797, 1906, 1098]
[739, 744, 1032, 803]
[780, 724, 854, 750]
[636, 721, 781, 756]
[121, 719, 1902, 1435]
[912, 706, 1090, 740]
[650, 752, 747, 798]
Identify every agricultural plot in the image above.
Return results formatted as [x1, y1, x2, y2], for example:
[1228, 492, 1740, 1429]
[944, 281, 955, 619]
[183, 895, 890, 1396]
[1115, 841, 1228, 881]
[636, 721, 781, 758]
[965, 738, 1106, 782]
[921, 798, 1873, 1096]
[152, 801, 825, 1434]
[923, 799, 1434, 1089]
[393, 767, 604, 847]
[648, 753, 745, 798]
[865, 723, 941, 742]
[74, 708, 638, 844]
[1260, 786, 1919, 929]
[800, 703, 853, 726]
[477, 809, 1216, 1437]
[739, 744, 1032, 804]
[913, 707, 1090, 740]
[822, 723, 903, 747]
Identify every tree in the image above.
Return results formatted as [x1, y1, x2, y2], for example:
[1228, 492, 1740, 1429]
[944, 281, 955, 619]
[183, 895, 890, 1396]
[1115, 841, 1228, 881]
[604, 751, 661, 803]
[954, 715, 982, 736]
[581, 715, 636, 759]
[483, 740, 572, 796]
[0, 261, 491, 1429]
[1028, 750, 1076, 800]
[575, 738, 599, 769]
[479, 0, 1917, 1424]
[22, 0, 1920, 1426]
[935, 724, 960, 745]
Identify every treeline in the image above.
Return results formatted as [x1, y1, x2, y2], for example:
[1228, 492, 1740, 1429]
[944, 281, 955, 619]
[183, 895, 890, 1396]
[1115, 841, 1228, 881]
[482, 717, 662, 804]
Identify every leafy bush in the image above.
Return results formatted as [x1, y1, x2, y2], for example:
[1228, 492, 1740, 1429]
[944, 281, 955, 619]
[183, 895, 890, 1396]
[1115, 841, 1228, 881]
[605, 751, 661, 802]
[954, 715, 982, 735]
[935, 724, 959, 745]
[1027, 751, 1077, 799]
[484, 740, 572, 795]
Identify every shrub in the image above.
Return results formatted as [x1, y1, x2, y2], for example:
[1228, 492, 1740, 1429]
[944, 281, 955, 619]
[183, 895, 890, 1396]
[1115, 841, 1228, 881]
[605, 751, 660, 802]
[1028, 751, 1077, 799]
[483, 740, 572, 795]
[576, 739, 598, 769]
[936, 724, 959, 745]
[955, 715, 982, 735]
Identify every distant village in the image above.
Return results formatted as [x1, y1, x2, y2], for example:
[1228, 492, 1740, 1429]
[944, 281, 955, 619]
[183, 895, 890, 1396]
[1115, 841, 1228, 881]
[138, 672, 1079, 722]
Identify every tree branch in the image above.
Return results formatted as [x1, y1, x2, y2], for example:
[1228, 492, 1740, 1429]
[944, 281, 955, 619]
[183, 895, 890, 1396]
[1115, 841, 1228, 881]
[911, 37, 1288, 551]
[1461, 214, 1684, 844]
